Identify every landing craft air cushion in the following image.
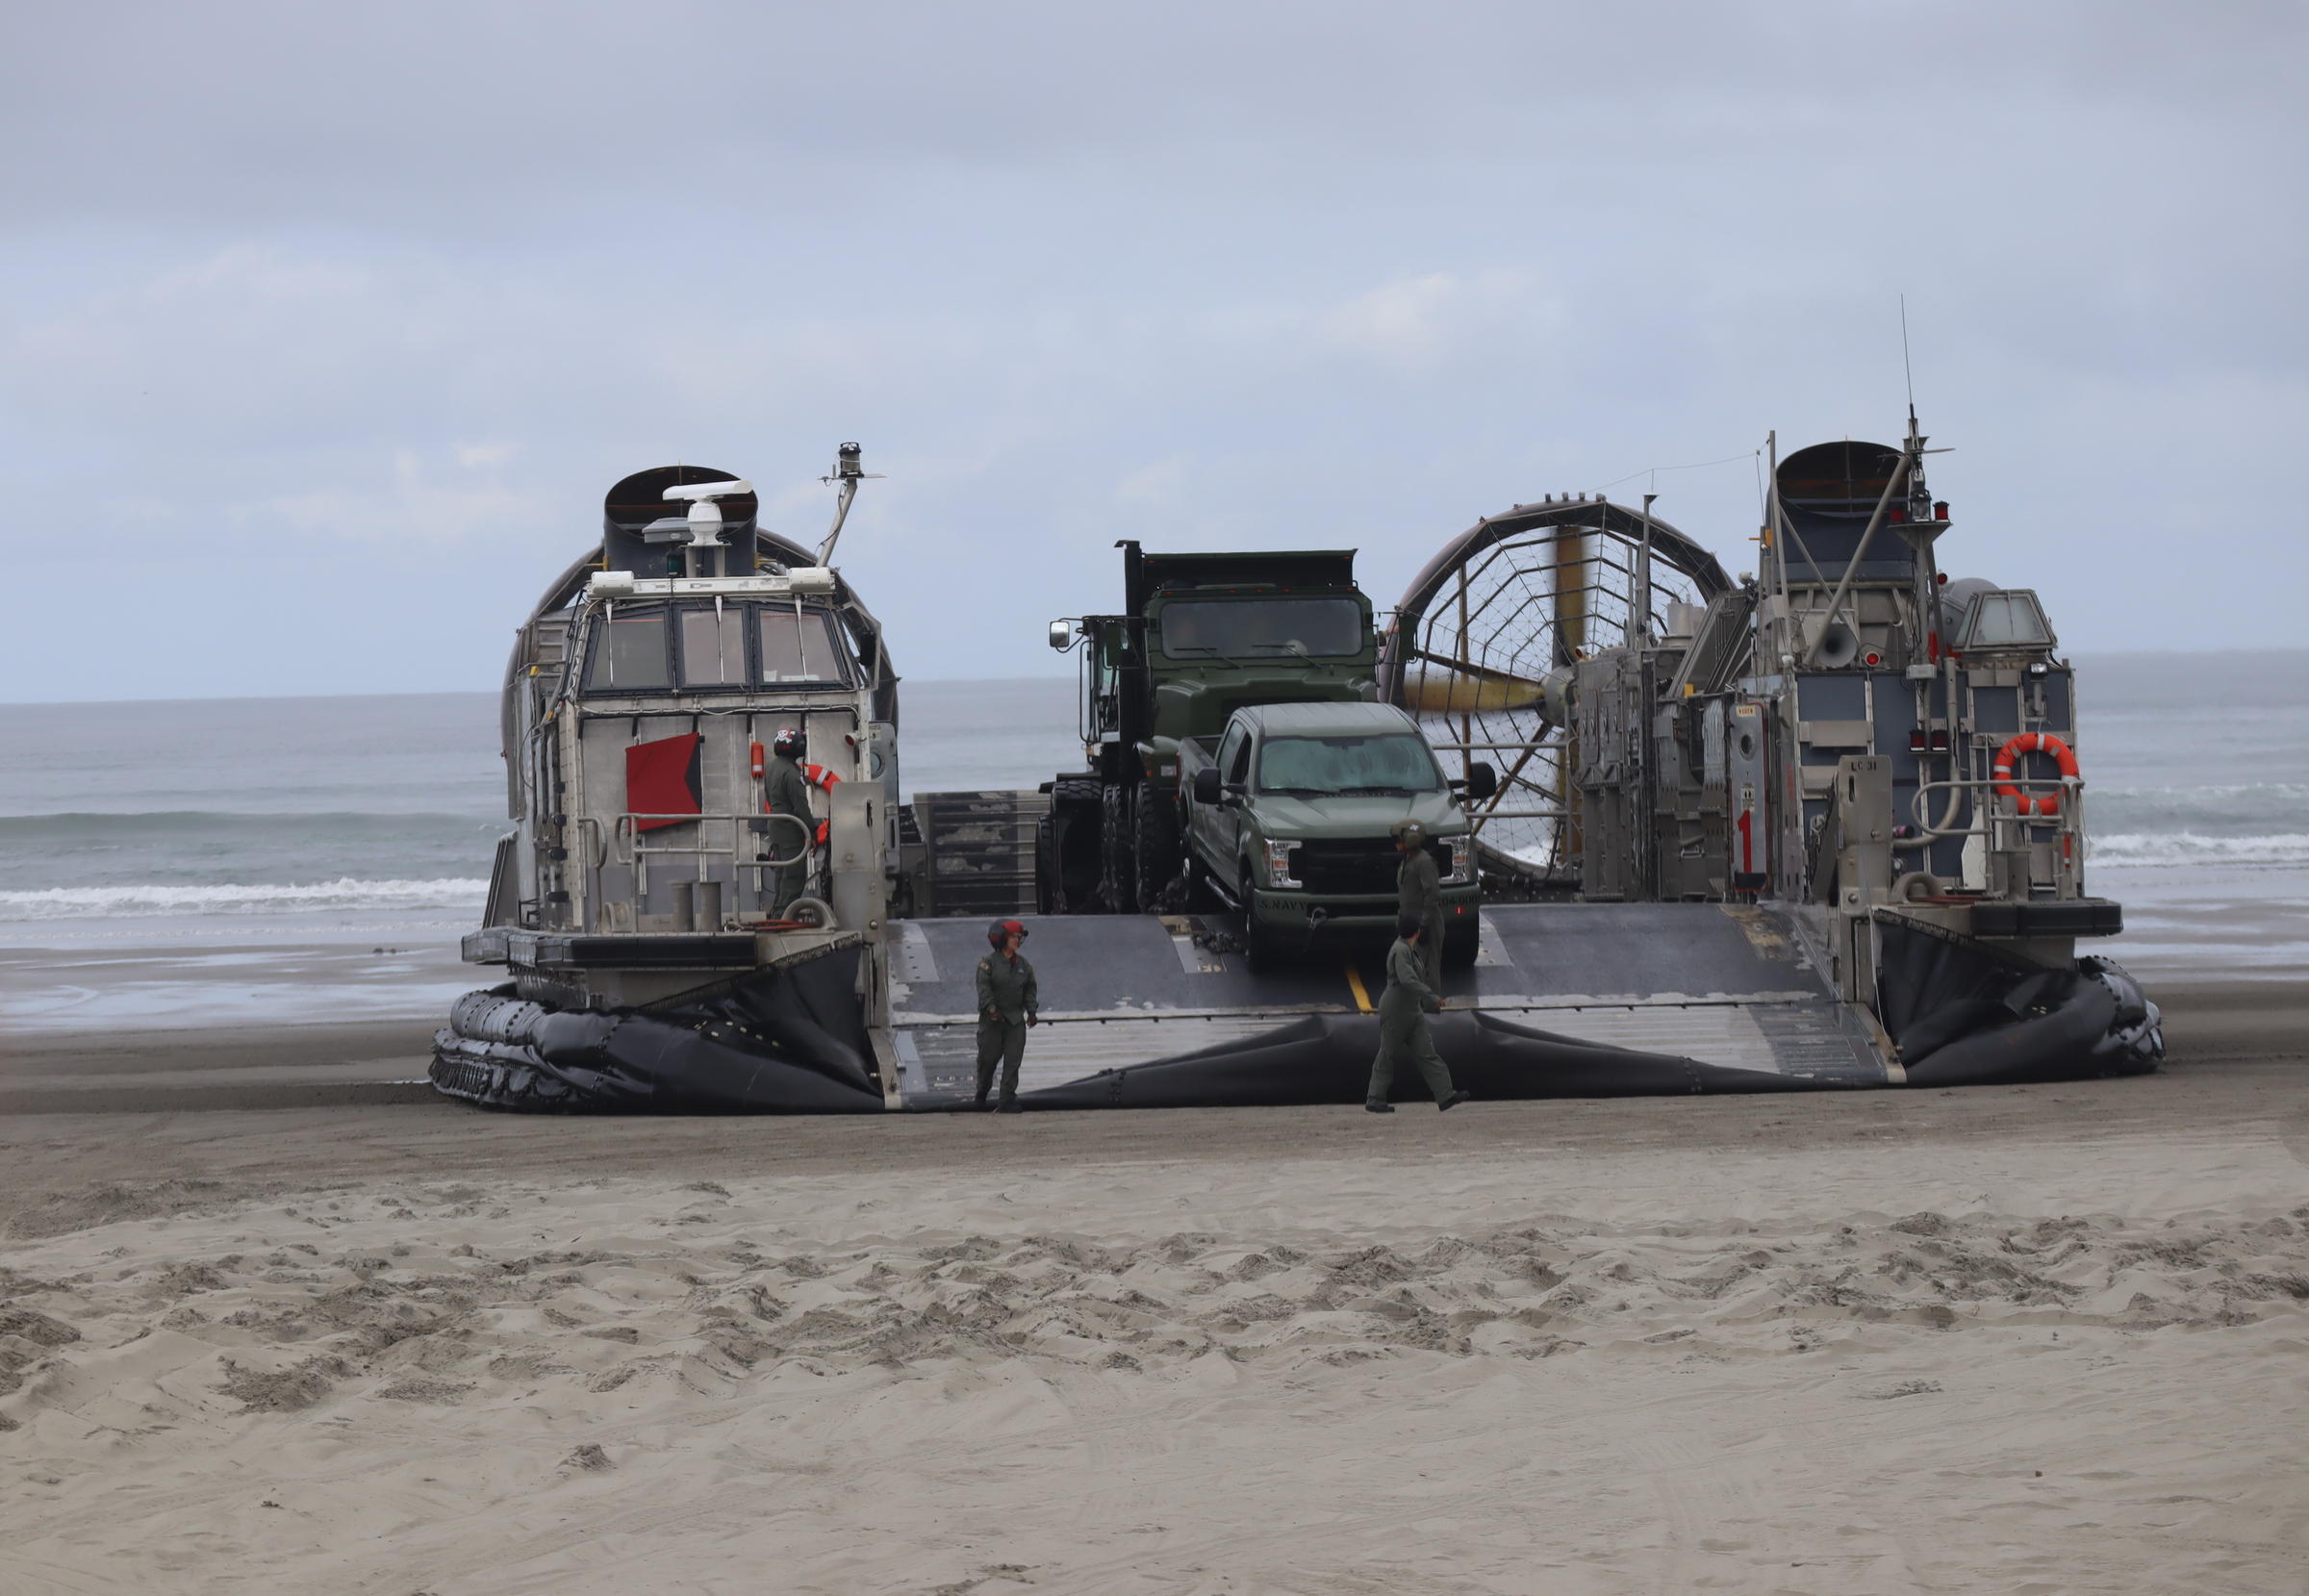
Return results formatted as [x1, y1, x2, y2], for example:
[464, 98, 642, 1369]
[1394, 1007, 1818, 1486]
[434, 420, 2162, 1112]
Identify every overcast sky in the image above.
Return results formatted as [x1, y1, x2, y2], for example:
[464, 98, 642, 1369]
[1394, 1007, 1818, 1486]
[4, 1, 2302, 701]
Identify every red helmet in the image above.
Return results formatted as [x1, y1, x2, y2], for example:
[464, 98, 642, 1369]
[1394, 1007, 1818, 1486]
[772, 726, 804, 758]
[986, 918, 1028, 948]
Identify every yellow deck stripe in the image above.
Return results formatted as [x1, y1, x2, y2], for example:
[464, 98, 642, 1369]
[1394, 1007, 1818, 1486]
[1343, 959, 1375, 1014]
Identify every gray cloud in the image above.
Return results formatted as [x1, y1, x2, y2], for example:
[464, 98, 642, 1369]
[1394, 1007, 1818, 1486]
[2, 0, 2302, 698]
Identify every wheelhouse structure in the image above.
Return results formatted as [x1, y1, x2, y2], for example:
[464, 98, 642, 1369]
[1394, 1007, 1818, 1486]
[1376, 418, 2161, 1089]
[434, 453, 905, 1112]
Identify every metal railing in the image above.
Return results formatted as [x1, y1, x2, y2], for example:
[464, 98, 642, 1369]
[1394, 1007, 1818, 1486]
[614, 811, 813, 906]
[1906, 775, 2084, 844]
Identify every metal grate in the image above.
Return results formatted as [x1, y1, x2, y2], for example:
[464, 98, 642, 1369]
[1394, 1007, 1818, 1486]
[915, 790, 1050, 917]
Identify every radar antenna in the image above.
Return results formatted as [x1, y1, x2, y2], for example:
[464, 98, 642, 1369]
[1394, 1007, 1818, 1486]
[658, 478, 752, 545]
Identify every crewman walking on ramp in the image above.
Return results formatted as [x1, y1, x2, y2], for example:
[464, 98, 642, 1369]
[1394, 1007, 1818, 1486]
[975, 919, 1039, 1113]
[1365, 913, 1471, 1114]
[1393, 819, 1445, 989]
[764, 725, 815, 914]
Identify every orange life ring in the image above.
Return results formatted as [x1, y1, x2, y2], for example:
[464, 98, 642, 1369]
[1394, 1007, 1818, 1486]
[1992, 732, 2079, 817]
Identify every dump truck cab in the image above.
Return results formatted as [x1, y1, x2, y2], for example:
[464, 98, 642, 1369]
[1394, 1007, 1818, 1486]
[1040, 544, 1379, 913]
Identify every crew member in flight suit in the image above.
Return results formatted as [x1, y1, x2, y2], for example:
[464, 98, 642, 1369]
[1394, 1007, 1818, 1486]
[1393, 819, 1446, 989]
[764, 725, 814, 913]
[1365, 913, 1471, 1114]
[975, 918, 1039, 1113]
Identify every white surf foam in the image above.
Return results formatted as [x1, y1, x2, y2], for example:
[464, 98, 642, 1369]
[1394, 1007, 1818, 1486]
[2088, 832, 2309, 869]
[0, 877, 491, 922]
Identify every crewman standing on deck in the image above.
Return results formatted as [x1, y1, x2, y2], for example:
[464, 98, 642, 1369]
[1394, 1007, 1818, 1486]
[764, 726, 814, 913]
[1365, 913, 1470, 1114]
[975, 919, 1039, 1113]
[1393, 819, 1445, 989]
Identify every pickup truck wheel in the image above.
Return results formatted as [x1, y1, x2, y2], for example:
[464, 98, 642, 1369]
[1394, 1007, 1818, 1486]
[1443, 917, 1480, 969]
[1133, 790, 1180, 910]
[1100, 783, 1138, 914]
[1239, 872, 1280, 972]
[1184, 854, 1221, 913]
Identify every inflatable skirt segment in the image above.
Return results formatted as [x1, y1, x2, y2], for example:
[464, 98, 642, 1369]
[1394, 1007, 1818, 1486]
[431, 905, 2163, 1114]
[432, 948, 886, 1113]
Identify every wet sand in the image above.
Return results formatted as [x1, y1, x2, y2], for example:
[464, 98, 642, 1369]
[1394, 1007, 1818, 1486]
[1, 977, 2303, 1594]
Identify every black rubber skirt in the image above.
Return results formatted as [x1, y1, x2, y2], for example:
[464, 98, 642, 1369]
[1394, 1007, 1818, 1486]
[432, 929, 2163, 1114]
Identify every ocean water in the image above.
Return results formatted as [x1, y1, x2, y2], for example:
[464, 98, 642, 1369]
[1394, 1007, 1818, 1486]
[0, 658, 2301, 974]
[0, 680, 1080, 949]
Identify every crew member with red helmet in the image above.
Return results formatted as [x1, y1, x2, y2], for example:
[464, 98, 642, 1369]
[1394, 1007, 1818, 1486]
[974, 919, 1039, 1112]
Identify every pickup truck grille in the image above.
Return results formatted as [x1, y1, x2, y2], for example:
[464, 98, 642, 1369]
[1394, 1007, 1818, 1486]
[1292, 837, 1453, 896]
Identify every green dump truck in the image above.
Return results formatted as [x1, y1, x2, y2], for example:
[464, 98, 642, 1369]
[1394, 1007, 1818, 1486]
[1038, 543, 1382, 914]
[1039, 544, 1497, 960]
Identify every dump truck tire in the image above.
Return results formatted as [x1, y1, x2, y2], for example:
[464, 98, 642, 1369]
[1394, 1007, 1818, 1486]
[1134, 789, 1180, 910]
[1042, 775, 1103, 913]
[1101, 782, 1138, 914]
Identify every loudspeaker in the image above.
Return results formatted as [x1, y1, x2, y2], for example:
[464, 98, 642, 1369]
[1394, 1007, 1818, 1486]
[1814, 621, 1861, 669]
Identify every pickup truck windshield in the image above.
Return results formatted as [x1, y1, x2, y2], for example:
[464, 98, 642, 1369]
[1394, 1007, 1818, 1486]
[1158, 597, 1363, 660]
[1256, 733, 1441, 795]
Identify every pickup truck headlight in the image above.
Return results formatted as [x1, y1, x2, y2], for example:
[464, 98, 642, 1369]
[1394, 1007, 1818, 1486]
[1445, 835, 1474, 883]
[1263, 840, 1301, 889]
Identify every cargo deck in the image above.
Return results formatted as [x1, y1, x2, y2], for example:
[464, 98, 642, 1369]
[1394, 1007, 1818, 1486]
[887, 902, 1889, 1108]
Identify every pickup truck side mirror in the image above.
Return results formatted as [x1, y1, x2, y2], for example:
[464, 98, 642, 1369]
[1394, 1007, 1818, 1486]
[1464, 761, 1499, 801]
[1192, 766, 1222, 804]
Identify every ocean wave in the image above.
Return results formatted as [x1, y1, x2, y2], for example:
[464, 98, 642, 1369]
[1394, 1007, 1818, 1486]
[2088, 832, 2309, 869]
[0, 810, 501, 836]
[0, 877, 491, 922]
[2088, 782, 2309, 802]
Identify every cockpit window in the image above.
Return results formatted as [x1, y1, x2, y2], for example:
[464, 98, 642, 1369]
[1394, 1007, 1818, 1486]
[584, 609, 671, 692]
[1958, 591, 2056, 651]
[760, 608, 848, 684]
[679, 608, 748, 687]
[584, 602, 850, 694]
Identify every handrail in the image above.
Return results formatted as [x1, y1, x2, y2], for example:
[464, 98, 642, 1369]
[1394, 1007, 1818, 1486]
[616, 811, 810, 861]
[613, 811, 813, 904]
[1906, 775, 2082, 842]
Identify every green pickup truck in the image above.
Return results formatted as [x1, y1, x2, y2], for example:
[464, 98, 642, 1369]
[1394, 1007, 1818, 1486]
[1180, 700, 1496, 969]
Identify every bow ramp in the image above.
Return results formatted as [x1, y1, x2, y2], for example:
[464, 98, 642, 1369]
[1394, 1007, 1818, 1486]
[885, 902, 1888, 1109]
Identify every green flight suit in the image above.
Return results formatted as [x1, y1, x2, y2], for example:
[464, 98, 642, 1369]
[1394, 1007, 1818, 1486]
[1366, 934, 1456, 1107]
[765, 753, 813, 911]
[1398, 843, 1445, 989]
[974, 950, 1039, 1106]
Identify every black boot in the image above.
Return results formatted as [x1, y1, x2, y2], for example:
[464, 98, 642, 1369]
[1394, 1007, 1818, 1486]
[1364, 1102, 1395, 1114]
[1438, 1090, 1472, 1112]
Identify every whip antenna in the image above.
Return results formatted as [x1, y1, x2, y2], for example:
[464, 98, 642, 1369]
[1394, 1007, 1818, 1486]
[1900, 293, 1917, 420]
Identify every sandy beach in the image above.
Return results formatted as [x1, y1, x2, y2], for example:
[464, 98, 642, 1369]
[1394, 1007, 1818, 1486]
[2, 980, 2304, 1595]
